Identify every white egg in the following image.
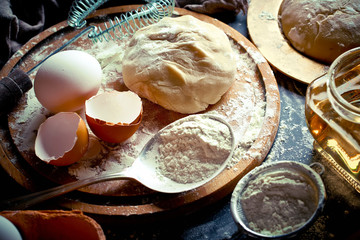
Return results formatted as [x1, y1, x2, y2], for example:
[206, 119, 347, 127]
[34, 50, 102, 113]
[0, 216, 22, 240]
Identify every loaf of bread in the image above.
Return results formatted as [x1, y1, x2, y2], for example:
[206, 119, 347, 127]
[280, 0, 360, 64]
[122, 15, 236, 114]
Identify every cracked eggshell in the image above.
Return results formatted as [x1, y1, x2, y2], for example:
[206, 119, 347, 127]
[35, 112, 89, 166]
[34, 50, 102, 113]
[85, 91, 143, 143]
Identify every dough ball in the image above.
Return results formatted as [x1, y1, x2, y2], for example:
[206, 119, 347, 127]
[122, 15, 236, 114]
[280, 0, 360, 64]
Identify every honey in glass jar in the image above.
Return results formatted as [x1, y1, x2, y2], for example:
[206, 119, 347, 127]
[305, 47, 360, 192]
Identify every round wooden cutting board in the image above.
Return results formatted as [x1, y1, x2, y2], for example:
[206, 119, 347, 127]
[247, 0, 329, 84]
[0, 6, 280, 221]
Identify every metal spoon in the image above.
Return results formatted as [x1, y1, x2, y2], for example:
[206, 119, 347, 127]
[1, 114, 235, 210]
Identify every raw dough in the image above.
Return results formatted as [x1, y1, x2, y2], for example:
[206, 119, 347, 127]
[280, 0, 360, 64]
[122, 15, 236, 114]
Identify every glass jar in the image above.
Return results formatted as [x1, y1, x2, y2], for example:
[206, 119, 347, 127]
[305, 47, 360, 193]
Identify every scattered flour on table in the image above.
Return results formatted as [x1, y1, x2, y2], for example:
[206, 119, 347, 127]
[155, 115, 232, 184]
[240, 169, 317, 236]
[266, 80, 314, 164]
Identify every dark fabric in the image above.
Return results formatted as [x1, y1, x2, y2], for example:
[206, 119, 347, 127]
[0, 0, 248, 70]
[0, 0, 73, 69]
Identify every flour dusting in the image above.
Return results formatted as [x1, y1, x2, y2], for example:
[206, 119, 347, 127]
[7, 29, 276, 194]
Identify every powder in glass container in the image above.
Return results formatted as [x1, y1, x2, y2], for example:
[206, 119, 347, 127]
[156, 115, 232, 184]
[240, 169, 318, 236]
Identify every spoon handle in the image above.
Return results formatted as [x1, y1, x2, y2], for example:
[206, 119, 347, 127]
[0, 170, 131, 210]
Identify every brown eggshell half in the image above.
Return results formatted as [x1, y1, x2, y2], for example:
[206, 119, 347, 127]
[35, 112, 89, 166]
[85, 91, 143, 143]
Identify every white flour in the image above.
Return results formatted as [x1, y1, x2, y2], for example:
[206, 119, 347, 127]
[156, 115, 232, 184]
[266, 79, 314, 164]
[240, 169, 317, 236]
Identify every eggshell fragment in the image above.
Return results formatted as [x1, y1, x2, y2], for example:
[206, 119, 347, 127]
[85, 91, 142, 143]
[35, 112, 89, 166]
[34, 50, 102, 113]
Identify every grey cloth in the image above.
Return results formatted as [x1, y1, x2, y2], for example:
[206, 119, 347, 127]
[0, 0, 248, 70]
[0, 0, 73, 69]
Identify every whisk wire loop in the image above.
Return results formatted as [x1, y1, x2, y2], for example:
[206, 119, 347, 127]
[68, 0, 175, 43]
[68, 0, 111, 29]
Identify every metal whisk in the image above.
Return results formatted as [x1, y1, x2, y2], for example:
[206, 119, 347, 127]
[67, 0, 175, 43]
[67, 0, 110, 29]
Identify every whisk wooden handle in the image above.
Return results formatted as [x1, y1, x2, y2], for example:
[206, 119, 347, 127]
[0, 69, 32, 116]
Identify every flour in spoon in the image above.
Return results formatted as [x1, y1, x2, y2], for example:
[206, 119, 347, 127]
[155, 115, 232, 184]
